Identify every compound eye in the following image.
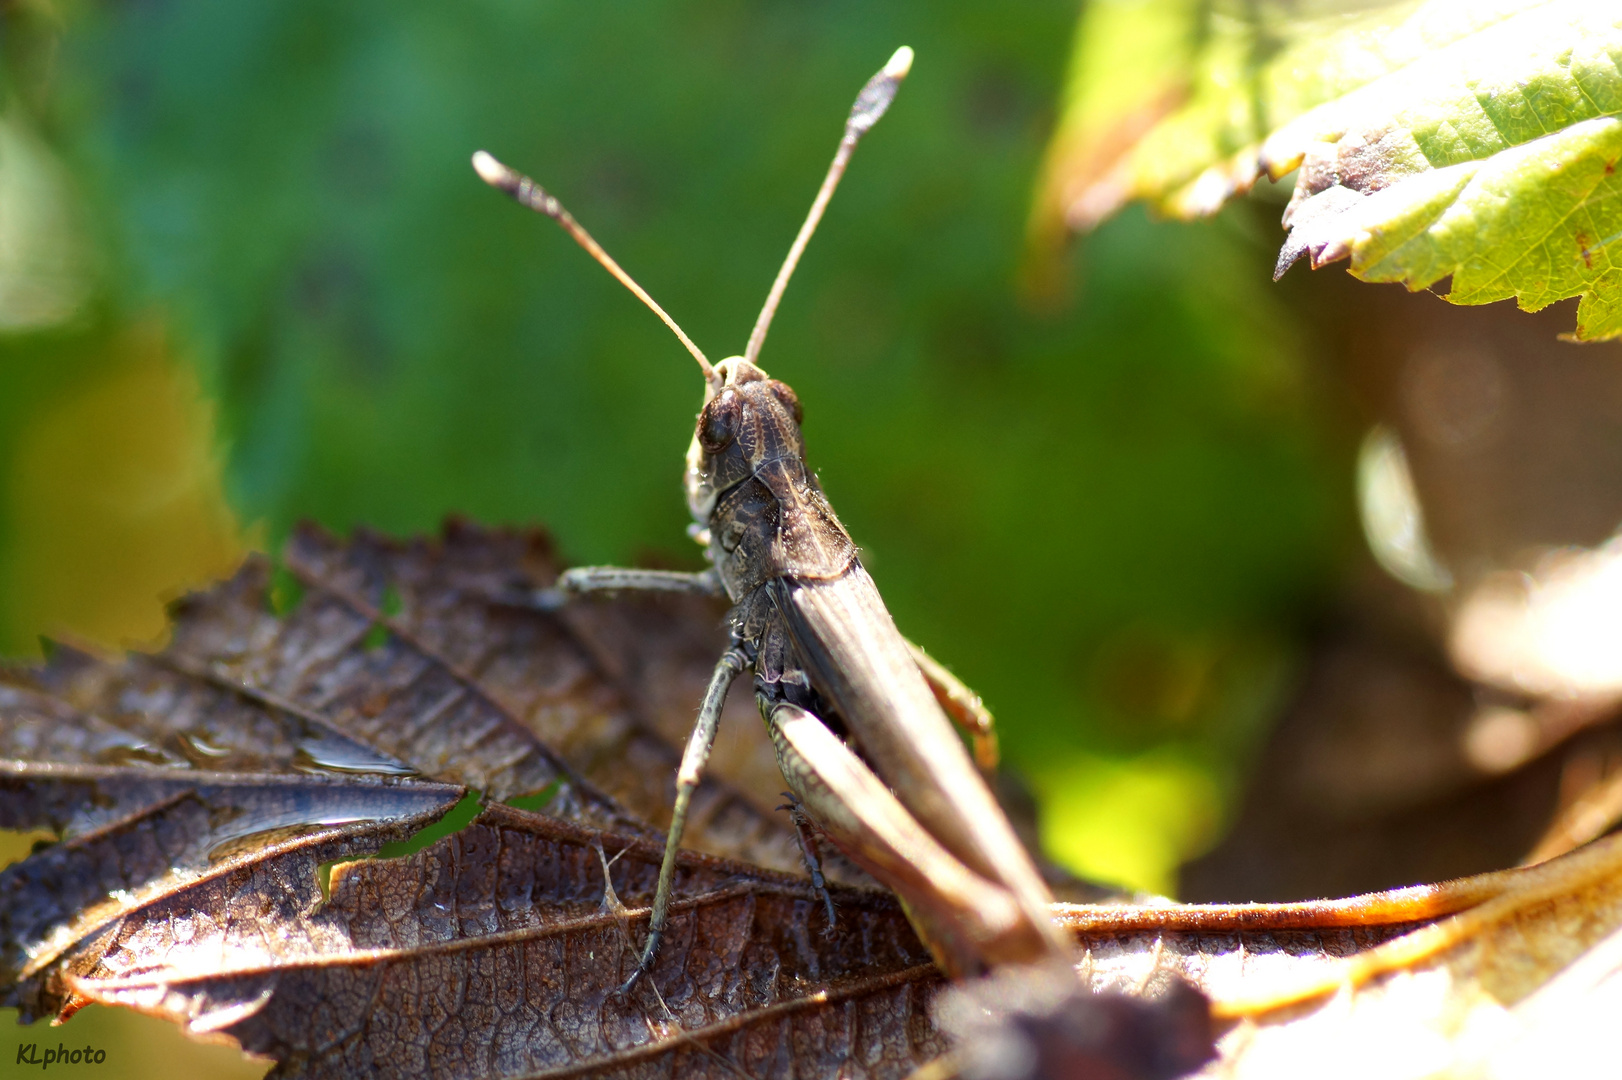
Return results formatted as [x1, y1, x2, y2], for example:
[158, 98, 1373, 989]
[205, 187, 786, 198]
[699, 390, 740, 453]
[768, 381, 803, 425]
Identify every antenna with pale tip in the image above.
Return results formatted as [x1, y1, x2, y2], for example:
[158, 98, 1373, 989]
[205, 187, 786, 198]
[743, 45, 914, 366]
[471, 149, 715, 381]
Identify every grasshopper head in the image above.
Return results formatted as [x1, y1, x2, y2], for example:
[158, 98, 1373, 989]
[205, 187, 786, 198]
[684, 356, 805, 526]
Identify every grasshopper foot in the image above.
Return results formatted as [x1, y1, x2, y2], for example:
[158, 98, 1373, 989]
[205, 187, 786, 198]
[618, 930, 663, 995]
[617, 963, 648, 996]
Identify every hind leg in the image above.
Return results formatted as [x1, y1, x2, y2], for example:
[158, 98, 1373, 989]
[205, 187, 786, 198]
[777, 790, 838, 934]
[907, 640, 998, 770]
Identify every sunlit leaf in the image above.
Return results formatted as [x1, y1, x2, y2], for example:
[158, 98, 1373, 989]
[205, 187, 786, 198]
[1040, 0, 1622, 339]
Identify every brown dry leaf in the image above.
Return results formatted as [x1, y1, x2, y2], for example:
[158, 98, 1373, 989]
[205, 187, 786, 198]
[273, 522, 850, 878]
[0, 765, 464, 1022]
[66, 804, 944, 1079]
[5, 522, 1622, 1078]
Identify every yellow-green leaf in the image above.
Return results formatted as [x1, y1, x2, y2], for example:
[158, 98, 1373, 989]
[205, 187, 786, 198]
[1041, 0, 1622, 339]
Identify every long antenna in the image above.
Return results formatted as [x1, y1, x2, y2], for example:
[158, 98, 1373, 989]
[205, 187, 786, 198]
[472, 150, 715, 382]
[743, 46, 913, 366]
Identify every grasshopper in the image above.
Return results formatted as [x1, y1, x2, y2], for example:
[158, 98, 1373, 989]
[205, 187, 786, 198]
[473, 47, 1070, 983]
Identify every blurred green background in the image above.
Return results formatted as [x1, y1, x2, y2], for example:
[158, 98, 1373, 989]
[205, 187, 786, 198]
[0, 0, 1348, 904]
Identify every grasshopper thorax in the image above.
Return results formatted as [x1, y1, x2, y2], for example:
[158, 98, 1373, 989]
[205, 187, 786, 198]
[685, 357, 852, 601]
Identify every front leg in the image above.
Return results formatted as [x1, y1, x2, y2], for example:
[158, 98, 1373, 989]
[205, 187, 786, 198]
[624, 641, 749, 991]
[533, 566, 725, 610]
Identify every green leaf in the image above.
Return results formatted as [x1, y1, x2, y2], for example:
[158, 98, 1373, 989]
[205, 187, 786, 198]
[1042, 0, 1622, 339]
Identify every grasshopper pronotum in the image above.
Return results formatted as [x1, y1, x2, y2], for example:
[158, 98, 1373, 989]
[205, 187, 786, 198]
[474, 47, 1070, 984]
